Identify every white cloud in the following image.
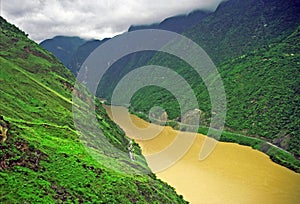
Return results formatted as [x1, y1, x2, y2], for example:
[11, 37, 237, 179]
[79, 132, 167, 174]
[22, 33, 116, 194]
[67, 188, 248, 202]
[0, 0, 224, 42]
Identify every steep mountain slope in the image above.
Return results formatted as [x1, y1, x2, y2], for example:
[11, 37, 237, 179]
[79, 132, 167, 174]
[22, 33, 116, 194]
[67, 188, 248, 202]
[69, 38, 109, 75]
[40, 36, 86, 68]
[40, 37, 110, 75]
[0, 17, 187, 203]
[129, 26, 300, 159]
[184, 0, 300, 64]
[128, 10, 211, 33]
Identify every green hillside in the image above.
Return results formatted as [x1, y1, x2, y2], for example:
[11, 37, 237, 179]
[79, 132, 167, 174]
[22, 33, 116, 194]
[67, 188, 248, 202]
[185, 0, 300, 64]
[131, 26, 300, 153]
[218, 27, 300, 155]
[0, 17, 187, 203]
[127, 27, 300, 172]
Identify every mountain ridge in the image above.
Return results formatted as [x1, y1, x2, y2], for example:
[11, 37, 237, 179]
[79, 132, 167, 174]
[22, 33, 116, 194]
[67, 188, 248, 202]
[40, 36, 87, 69]
[128, 9, 211, 33]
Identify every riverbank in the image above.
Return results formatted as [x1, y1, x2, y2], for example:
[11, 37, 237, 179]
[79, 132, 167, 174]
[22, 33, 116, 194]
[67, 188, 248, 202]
[104, 105, 300, 203]
[129, 109, 300, 173]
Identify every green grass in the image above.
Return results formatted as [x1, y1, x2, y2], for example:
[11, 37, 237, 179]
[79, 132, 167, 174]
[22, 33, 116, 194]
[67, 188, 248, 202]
[0, 17, 187, 203]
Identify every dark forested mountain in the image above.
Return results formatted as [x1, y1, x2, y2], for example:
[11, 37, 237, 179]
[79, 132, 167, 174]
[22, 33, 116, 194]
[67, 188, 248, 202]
[41, 0, 300, 72]
[40, 36, 86, 68]
[129, 0, 300, 64]
[184, 0, 300, 64]
[128, 9, 211, 33]
[0, 17, 187, 203]
[40, 37, 110, 75]
[39, 10, 211, 74]
[69, 38, 110, 75]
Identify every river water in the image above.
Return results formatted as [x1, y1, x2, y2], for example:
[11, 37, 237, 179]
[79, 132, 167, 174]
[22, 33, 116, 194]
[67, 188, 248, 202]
[105, 105, 300, 203]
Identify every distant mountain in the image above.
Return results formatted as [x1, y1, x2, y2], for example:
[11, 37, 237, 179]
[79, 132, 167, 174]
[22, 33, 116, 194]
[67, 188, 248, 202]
[40, 10, 210, 75]
[69, 38, 110, 75]
[40, 36, 86, 67]
[40, 37, 110, 75]
[41, 0, 300, 73]
[128, 10, 211, 33]
[0, 17, 187, 203]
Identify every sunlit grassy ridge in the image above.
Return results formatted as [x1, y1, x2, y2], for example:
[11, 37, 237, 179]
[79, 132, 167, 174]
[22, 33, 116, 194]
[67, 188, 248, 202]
[0, 17, 187, 203]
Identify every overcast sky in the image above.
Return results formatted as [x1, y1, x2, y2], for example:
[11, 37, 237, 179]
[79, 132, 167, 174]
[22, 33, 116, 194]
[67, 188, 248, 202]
[0, 0, 224, 42]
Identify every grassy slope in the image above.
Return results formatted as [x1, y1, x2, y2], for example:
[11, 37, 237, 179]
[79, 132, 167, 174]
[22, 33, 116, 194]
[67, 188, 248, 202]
[0, 17, 187, 203]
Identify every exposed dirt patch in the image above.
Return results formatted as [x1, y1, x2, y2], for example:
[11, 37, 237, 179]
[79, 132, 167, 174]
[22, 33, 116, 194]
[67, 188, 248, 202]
[51, 183, 71, 202]
[0, 116, 48, 171]
[81, 163, 103, 178]
[23, 45, 53, 62]
[0, 118, 9, 142]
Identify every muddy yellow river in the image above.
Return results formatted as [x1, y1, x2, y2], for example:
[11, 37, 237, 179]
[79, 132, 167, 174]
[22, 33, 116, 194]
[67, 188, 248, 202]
[105, 106, 300, 203]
